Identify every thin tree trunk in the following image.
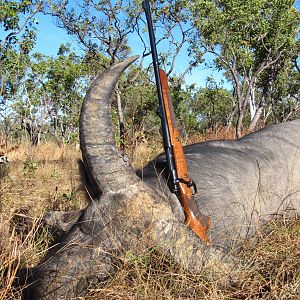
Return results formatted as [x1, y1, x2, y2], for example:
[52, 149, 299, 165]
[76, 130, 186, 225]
[249, 85, 256, 121]
[249, 82, 270, 131]
[236, 94, 247, 139]
[116, 82, 125, 150]
[226, 103, 237, 132]
[236, 110, 244, 138]
[248, 106, 263, 132]
[236, 77, 255, 138]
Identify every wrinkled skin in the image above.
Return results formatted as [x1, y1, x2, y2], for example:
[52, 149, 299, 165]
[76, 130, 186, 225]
[142, 120, 300, 250]
[21, 57, 300, 299]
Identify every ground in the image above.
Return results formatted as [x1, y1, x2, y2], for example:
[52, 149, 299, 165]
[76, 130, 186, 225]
[0, 129, 299, 299]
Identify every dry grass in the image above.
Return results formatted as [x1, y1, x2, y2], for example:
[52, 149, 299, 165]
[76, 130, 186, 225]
[85, 218, 300, 300]
[186, 126, 251, 144]
[0, 141, 89, 299]
[0, 138, 299, 300]
[130, 126, 250, 169]
[0, 217, 53, 299]
[1, 141, 88, 217]
[130, 140, 162, 168]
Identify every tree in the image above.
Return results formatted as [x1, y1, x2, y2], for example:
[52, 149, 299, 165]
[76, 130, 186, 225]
[0, 0, 42, 52]
[48, 0, 142, 146]
[48, 0, 205, 147]
[192, 78, 234, 132]
[0, 0, 43, 145]
[262, 57, 300, 125]
[188, 0, 300, 137]
[138, 0, 202, 81]
[122, 0, 206, 145]
[116, 68, 159, 151]
[49, 0, 138, 65]
[12, 47, 90, 145]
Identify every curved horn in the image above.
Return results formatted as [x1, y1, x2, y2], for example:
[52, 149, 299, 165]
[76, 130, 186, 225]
[80, 56, 140, 194]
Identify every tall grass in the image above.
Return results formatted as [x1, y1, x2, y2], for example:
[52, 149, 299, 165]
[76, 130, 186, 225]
[0, 141, 88, 299]
[0, 217, 53, 299]
[0, 137, 299, 299]
[83, 218, 300, 300]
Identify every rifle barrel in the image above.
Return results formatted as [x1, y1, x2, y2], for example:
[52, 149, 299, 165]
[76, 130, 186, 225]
[142, 0, 178, 192]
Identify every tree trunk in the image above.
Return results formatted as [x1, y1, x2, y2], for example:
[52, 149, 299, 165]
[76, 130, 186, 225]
[226, 103, 237, 131]
[248, 106, 263, 132]
[236, 108, 245, 138]
[116, 82, 125, 150]
[249, 85, 256, 121]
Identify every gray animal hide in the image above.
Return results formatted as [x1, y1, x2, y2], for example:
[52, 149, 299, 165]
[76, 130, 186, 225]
[141, 120, 300, 250]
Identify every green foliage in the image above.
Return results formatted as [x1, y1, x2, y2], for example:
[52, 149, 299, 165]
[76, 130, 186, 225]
[1, 49, 29, 97]
[0, 1, 44, 145]
[188, 0, 300, 133]
[264, 61, 300, 123]
[118, 66, 235, 142]
[119, 68, 233, 141]
[169, 82, 201, 135]
[192, 78, 234, 131]
[23, 157, 38, 174]
[190, 0, 299, 66]
[0, 0, 43, 91]
[49, 0, 138, 63]
[10, 47, 92, 144]
[122, 80, 160, 140]
[0, 0, 42, 53]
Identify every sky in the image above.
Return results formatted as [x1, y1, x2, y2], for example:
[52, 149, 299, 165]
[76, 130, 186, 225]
[33, 8, 223, 88]
[5, 0, 300, 89]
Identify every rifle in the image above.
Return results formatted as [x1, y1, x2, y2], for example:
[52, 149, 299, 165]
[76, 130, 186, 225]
[142, 0, 211, 244]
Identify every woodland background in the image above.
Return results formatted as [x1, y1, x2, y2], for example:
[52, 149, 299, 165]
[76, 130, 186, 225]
[1, 0, 300, 148]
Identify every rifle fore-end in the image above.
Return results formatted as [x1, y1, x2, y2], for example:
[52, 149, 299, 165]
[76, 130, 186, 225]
[159, 69, 211, 243]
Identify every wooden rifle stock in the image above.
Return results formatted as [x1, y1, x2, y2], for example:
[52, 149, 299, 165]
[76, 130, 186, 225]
[159, 69, 211, 244]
